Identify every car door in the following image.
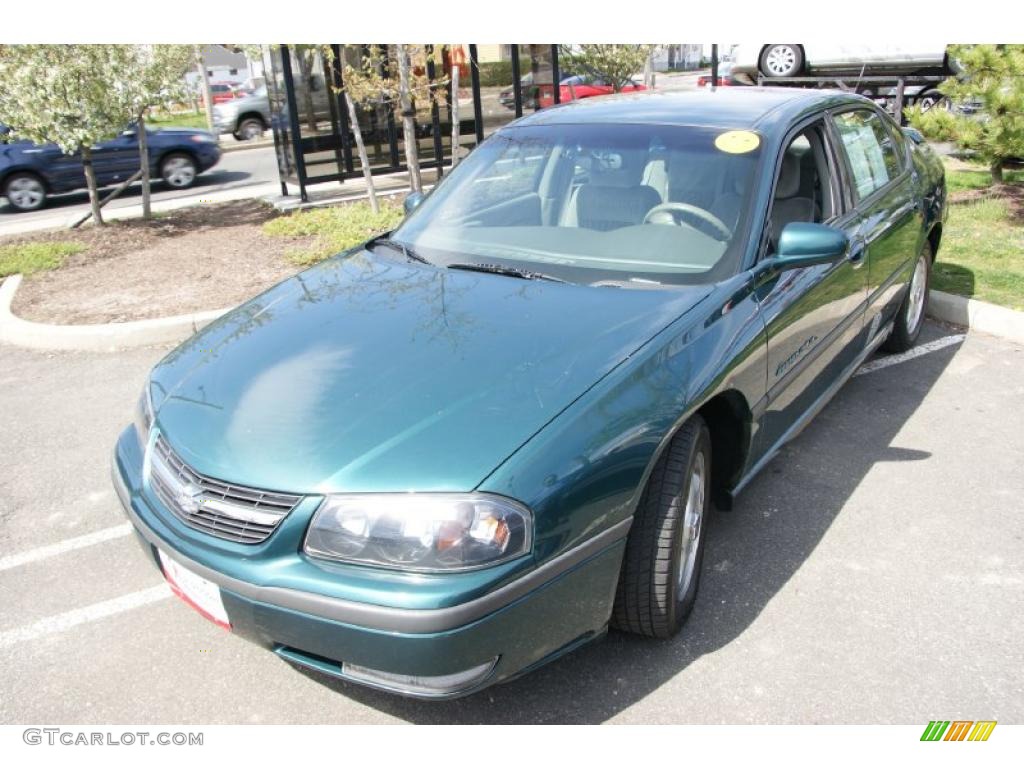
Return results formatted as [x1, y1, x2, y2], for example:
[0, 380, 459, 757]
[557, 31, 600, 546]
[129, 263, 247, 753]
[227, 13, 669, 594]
[831, 108, 923, 335]
[803, 45, 900, 71]
[94, 131, 143, 185]
[753, 116, 869, 456]
[35, 142, 87, 192]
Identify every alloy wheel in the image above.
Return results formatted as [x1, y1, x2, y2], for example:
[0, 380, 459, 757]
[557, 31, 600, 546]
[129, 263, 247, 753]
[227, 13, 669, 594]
[906, 253, 928, 336]
[240, 121, 263, 141]
[6, 176, 45, 210]
[676, 450, 706, 596]
[764, 46, 798, 77]
[163, 156, 196, 188]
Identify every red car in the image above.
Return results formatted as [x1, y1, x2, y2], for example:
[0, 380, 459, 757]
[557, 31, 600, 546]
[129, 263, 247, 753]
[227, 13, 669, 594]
[536, 74, 646, 108]
[206, 82, 243, 105]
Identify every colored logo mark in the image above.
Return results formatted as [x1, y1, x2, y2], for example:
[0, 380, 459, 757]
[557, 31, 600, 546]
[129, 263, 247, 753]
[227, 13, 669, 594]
[920, 720, 997, 742]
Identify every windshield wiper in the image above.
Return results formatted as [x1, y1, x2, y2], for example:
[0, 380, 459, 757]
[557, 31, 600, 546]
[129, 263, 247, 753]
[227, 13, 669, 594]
[367, 233, 430, 264]
[447, 262, 566, 283]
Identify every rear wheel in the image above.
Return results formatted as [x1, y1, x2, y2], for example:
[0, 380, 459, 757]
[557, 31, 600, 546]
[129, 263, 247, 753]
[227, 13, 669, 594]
[160, 153, 198, 189]
[612, 415, 712, 638]
[235, 118, 265, 141]
[883, 243, 932, 353]
[917, 88, 952, 113]
[760, 45, 804, 78]
[3, 172, 47, 212]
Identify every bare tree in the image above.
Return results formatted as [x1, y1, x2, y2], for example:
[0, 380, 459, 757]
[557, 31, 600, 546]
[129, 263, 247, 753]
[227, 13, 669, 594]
[396, 45, 422, 193]
[450, 62, 461, 168]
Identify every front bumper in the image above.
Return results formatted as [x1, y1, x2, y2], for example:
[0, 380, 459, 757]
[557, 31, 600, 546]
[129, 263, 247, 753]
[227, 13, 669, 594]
[112, 427, 627, 698]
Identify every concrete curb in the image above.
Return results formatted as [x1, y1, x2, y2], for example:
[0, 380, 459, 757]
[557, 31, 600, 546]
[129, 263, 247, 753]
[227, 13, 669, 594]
[219, 139, 273, 154]
[927, 289, 1024, 345]
[0, 274, 232, 351]
[0, 183, 281, 238]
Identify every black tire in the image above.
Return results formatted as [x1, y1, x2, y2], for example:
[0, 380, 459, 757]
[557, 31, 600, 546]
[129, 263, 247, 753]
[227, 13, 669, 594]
[160, 152, 198, 189]
[235, 118, 265, 141]
[3, 171, 47, 212]
[917, 88, 952, 113]
[760, 44, 804, 78]
[883, 242, 932, 353]
[612, 415, 712, 638]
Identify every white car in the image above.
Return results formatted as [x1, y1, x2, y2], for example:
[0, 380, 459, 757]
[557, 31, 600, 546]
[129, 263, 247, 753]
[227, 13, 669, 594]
[731, 44, 956, 82]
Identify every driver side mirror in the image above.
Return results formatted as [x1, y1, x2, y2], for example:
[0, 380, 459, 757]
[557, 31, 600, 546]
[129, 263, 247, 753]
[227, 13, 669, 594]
[765, 222, 848, 272]
[403, 191, 425, 215]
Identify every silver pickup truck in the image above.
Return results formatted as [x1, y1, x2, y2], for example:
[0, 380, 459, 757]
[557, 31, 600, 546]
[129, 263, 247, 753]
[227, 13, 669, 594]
[212, 87, 273, 141]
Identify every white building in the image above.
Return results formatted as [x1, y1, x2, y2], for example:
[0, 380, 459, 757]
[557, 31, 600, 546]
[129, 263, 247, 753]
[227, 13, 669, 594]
[185, 45, 264, 90]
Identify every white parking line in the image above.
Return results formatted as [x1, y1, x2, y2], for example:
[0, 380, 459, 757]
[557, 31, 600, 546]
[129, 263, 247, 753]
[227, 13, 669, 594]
[0, 584, 171, 648]
[0, 523, 133, 573]
[855, 334, 967, 377]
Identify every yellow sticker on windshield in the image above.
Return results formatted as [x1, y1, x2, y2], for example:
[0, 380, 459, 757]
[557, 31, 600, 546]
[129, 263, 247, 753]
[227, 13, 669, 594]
[715, 130, 760, 154]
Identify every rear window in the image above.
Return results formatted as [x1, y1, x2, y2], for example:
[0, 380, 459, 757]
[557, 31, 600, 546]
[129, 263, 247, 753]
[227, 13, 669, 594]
[833, 109, 903, 200]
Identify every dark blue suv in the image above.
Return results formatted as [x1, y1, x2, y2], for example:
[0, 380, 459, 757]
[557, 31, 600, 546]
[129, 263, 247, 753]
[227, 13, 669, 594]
[0, 125, 222, 212]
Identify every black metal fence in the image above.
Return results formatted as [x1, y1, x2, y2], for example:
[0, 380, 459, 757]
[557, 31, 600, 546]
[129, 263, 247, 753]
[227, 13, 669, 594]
[264, 44, 562, 201]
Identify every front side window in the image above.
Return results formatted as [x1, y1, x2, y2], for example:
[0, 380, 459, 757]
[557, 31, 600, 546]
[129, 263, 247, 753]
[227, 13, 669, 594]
[833, 109, 902, 200]
[393, 123, 762, 286]
[766, 122, 838, 253]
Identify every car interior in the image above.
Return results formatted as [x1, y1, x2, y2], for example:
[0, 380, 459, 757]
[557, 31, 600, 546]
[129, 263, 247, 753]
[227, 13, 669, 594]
[766, 126, 836, 252]
[403, 126, 770, 282]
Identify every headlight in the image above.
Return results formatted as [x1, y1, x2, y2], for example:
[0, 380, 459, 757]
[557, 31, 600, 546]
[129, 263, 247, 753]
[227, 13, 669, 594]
[304, 493, 532, 572]
[134, 385, 154, 448]
[190, 133, 217, 144]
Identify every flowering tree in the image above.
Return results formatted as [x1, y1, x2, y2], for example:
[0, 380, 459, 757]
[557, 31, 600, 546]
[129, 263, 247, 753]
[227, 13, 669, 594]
[118, 45, 194, 218]
[0, 44, 194, 224]
[0, 45, 130, 225]
[559, 44, 656, 92]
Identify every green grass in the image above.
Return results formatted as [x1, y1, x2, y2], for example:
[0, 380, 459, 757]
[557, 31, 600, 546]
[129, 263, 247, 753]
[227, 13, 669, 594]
[148, 111, 209, 131]
[933, 197, 1024, 310]
[262, 200, 405, 266]
[0, 242, 85, 278]
[944, 161, 1024, 194]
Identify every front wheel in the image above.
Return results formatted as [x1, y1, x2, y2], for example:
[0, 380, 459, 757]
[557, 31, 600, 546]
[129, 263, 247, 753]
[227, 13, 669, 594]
[612, 415, 712, 639]
[883, 243, 932, 353]
[235, 118, 265, 141]
[760, 44, 804, 78]
[160, 153, 198, 189]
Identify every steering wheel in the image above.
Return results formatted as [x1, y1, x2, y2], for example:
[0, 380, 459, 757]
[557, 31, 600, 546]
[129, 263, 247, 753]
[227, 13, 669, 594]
[643, 202, 733, 242]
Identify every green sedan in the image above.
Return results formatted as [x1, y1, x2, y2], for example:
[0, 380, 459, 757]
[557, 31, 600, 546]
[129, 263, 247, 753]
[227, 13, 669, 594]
[112, 88, 947, 698]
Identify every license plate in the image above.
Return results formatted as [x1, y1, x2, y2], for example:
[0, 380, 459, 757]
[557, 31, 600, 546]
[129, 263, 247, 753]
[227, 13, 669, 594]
[158, 549, 231, 630]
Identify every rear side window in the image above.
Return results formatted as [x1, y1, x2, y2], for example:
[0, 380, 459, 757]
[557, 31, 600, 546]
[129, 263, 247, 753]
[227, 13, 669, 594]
[833, 109, 902, 200]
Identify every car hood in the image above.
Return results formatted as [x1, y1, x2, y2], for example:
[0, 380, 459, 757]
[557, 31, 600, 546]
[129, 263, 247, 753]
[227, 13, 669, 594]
[149, 249, 711, 494]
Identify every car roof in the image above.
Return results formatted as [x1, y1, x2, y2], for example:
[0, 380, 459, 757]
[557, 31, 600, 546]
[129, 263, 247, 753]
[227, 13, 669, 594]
[510, 87, 864, 132]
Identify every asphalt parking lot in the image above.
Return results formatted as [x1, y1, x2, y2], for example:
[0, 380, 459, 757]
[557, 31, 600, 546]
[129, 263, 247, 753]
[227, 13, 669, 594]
[1, 321, 1022, 724]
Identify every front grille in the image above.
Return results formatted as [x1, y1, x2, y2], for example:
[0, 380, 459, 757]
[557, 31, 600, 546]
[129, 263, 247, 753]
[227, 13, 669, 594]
[150, 435, 302, 544]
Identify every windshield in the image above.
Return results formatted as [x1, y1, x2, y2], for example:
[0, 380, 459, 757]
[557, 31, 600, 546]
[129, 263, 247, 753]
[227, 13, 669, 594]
[393, 123, 761, 286]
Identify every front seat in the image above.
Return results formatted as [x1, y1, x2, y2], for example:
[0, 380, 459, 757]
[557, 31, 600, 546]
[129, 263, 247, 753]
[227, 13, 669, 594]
[770, 152, 817, 246]
[575, 184, 662, 231]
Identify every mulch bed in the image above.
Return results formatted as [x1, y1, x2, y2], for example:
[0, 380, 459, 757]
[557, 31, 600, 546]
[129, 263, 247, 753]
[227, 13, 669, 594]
[950, 183, 1024, 222]
[6, 201, 314, 325]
